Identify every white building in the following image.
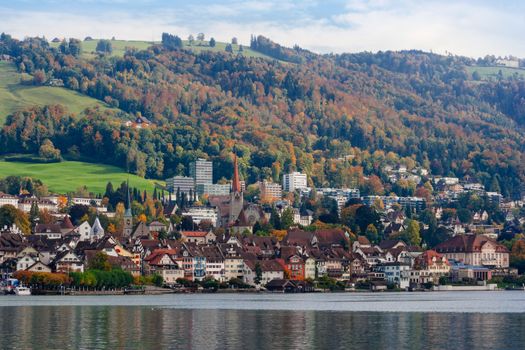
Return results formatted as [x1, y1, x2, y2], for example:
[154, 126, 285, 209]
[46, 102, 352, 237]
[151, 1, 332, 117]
[282, 172, 308, 192]
[190, 158, 213, 186]
[72, 197, 103, 207]
[166, 176, 195, 194]
[377, 263, 411, 288]
[18, 198, 57, 213]
[0, 192, 19, 208]
[243, 260, 284, 286]
[260, 181, 282, 202]
[196, 183, 230, 196]
[75, 221, 92, 241]
[182, 207, 218, 227]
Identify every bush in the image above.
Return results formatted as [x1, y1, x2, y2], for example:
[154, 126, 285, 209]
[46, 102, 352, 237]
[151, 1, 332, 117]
[4, 154, 61, 163]
[69, 269, 133, 289]
[13, 271, 71, 287]
[151, 274, 163, 287]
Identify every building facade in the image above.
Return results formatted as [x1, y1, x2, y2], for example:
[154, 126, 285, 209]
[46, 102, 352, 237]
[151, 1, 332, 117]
[282, 172, 308, 193]
[190, 159, 213, 186]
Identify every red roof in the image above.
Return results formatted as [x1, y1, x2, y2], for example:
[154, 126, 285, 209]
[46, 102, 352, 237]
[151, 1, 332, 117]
[144, 248, 177, 262]
[182, 231, 209, 238]
[435, 235, 509, 254]
[418, 250, 449, 266]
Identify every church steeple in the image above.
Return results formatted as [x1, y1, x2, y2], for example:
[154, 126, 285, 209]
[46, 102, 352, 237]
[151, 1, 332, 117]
[125, 179, 132, 217]
[123, 179, 133, 237]
[232, 155, 241, 193]
[228, 154, 244, 226]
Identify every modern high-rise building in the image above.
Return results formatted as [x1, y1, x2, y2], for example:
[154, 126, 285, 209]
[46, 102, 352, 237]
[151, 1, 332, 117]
[259, 181, 282, 203]
[196, 183, 231, 196]
[282, 172, 308, 192]
[190, 158, 213, 186]
[166, 176, 195, 194]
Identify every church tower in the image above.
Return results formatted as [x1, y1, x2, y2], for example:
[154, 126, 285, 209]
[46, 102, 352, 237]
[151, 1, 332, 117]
[229, 155, 244, 225]
[123, 181, 133, 237]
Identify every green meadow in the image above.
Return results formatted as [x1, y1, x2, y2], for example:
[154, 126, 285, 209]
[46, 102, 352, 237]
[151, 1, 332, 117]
[50, 38, 275, 60]
[466, 65, 525, 80]
[0, 61, 114, 123]
[0, 160, 162, 195]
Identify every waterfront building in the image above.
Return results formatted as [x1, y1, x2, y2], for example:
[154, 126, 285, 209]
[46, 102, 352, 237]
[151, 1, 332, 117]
[434, 235, 509, 268]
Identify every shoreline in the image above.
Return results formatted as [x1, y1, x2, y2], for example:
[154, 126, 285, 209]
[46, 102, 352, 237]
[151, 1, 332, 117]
[16, 285, 522, 296]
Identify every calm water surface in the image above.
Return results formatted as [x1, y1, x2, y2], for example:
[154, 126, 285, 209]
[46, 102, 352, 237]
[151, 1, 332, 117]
[0, 292, 524, 349]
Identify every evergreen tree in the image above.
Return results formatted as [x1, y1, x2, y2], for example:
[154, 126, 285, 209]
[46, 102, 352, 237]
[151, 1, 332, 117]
[281, 207, 294, 230]
[254, 262, 262, 286]
[29, 202, 40, 225]
[269, 207, 282, 230]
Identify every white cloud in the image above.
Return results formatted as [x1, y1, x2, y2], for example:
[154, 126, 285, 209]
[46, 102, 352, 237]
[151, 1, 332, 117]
[1, 0, 524, 57]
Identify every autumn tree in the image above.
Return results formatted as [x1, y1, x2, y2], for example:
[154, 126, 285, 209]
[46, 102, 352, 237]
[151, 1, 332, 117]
[401, 220, 421, 246]
[88, 251, 112, 271]
[38, 139, 61, 161]
[0, 205, 31, 234]
[365, 224, 378, 243]
[33, 70, 46, 85]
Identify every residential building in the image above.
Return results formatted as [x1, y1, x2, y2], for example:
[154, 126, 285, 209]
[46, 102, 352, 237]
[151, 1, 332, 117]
[0, 192, 19, 208]
[434, 234, 509, 268]
[190, 158, 213, 186]
[18, 198, 57, 213]
[243, 259, 284, 286]
[166, 176, 195, 194]
[202, 246, 225, 281]
[144, 249, 184, 285]
[259, 181, 282, 203]
[196, 183, 230, 196]
[376, 262, 411, 288]
[181, 230, 216, 245]
[282, 172, 308, 193]
[182, 207, 218, 227]
[34, 224, 63, 240]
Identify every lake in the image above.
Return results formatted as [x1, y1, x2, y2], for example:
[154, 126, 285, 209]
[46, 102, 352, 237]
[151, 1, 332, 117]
[1, 292, 524, 349]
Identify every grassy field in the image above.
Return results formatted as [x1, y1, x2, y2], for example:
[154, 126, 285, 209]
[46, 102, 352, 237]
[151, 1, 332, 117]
[50, 39, 155, 58]
[466, 65, 525, 80]
[183, 40, 274, 59]
[0, 61, 115, 123]
[50, 38, 275, 60]
[0, 160, 162, 195]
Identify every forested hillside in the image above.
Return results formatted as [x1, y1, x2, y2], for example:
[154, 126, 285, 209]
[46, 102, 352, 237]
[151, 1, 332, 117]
[0, 33, 524, 198]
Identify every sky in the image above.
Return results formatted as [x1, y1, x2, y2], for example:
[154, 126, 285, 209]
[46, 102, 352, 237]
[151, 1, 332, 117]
[1, 0, 524, 58]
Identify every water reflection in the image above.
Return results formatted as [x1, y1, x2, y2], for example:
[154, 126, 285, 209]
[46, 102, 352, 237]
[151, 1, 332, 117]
[0, 306, 524, 349]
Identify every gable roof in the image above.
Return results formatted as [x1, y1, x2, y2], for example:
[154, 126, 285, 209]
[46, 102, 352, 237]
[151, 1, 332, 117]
[435, 235, 509, 253]
[182, 231, 210, 238]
